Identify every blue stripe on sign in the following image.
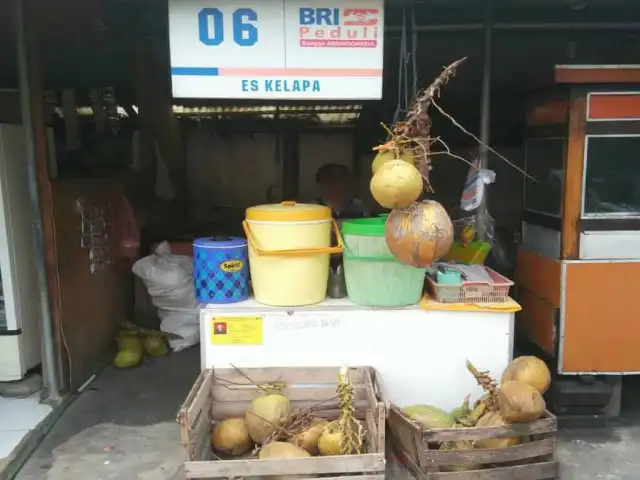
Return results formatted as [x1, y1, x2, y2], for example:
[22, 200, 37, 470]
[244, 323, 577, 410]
[171, 67, 220, 76]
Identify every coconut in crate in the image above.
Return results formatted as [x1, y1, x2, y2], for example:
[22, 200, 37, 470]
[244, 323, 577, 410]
[210, 380, 292, 459]
[401, 355, 552, 472]
[210, 366, 368, 478]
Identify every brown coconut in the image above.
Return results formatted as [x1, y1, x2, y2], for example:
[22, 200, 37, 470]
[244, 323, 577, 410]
[501, 356, 552, 394]
[211, 418, 253, 456]
[385, 201, 454, 268]
[245, 394, 292, 444]
[474, 412, 521, 449]
[498, 381, 546, 424]
[287, 418, 329, 455]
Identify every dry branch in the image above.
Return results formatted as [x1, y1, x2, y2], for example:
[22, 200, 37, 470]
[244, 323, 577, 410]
[375, 58, 467, 192]
[374, 56, 534, 195]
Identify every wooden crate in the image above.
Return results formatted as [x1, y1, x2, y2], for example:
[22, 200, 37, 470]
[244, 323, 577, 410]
[177, 366, 386, 479]
[388, 404, 558, 479]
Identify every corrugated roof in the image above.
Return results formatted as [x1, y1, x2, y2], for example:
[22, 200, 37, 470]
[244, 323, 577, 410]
[172, 104, 362, 124]
[65, 104, 362, 125]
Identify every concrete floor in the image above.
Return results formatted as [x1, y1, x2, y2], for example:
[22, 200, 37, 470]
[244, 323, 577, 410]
[16, 348, 200, 480]
[12, 348, 640, 479]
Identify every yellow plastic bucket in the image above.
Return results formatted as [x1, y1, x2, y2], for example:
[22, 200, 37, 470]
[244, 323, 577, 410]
[242, 201, 343, 306]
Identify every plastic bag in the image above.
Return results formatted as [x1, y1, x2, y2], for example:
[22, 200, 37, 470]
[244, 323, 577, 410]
[132, 241, 200, 351]
[158, 308, 200, 352]
[132, 242, 198, 310]
[452, 213, 510, 269]
[117, 196, 140, 259]
[460, 159, 496, 212]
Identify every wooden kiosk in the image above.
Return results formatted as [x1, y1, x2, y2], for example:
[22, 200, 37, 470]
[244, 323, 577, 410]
[517, 65, 640, 414]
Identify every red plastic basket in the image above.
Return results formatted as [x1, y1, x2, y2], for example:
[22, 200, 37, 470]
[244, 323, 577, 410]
[426, 267, 513, 304]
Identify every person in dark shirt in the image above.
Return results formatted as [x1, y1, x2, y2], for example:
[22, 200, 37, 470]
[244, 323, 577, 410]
[315, 164, 369, 272]
[315, 163, 369, 220]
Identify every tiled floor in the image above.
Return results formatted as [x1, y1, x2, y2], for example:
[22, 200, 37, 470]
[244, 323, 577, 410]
[0, 393, 52, 460]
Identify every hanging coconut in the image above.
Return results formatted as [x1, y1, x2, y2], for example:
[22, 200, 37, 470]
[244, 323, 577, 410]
[474, 412, 521, 449]
[371, 149, 416, 175]
[385, 200, 454, 267]
[211, 418, 253, 456]
[501, 356, 551, 394]
[370, 160, 423, 209]
[245, 393, 292, 444]
[498, 381, 546, 424]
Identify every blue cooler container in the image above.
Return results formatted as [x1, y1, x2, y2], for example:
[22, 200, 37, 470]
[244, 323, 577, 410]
[193, 236, 249, 304]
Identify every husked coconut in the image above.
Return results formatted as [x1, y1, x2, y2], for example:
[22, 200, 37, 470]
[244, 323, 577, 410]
[113, 348, 143, 368]
[474, 412, 521, 449]
[501, 356, 551, 394]
[370, 160, 423, 209]
[211, 418, 252, 456]
[287, 418, 328, 455]
[498, 381, 546, 424]
[371, 150, 416, 175]
[259, 442, 311, 480]
[113, 336, 143, 368]
[117, 333, 142, 351]
[245, 394, 292, 444]
[317, 419, 364, 456]
[259, 442, 311, 459]
[143, 336, 169, 357]
[439, 441, 482, 472]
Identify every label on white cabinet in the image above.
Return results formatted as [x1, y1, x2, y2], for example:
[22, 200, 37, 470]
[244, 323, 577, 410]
[269, 313, 341, 331]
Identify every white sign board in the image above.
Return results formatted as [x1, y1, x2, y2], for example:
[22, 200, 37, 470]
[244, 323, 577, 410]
[169, 0, 384, 100]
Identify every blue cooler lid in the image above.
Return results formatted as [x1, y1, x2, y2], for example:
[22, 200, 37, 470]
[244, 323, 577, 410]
[193, 236, 247, 248]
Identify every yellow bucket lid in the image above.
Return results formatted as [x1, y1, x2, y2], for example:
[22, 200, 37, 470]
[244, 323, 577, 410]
[246, 201, 332, 222]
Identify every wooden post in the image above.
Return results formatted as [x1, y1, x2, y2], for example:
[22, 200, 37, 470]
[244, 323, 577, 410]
[281, 129, 299, 201]
[134, 38, 187, 231]
[18, 0, 65, 397]
[560, 92, 587, 259]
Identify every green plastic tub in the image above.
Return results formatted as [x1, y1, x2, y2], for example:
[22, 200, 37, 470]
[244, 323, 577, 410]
[341, 217, 426, 307]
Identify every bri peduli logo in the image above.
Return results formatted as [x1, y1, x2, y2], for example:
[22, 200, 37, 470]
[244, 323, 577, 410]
[298, 7, 380, 48]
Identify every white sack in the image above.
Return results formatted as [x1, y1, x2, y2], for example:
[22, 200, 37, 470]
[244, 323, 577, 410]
[158, 308, 200, 352]
[132, 242, 198, 310]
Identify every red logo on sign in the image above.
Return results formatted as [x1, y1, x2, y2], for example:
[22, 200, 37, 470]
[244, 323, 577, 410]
[343, 9, 379, 26]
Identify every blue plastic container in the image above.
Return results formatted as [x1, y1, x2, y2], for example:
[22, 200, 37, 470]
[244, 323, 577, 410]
[193, 236, 249, 304]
